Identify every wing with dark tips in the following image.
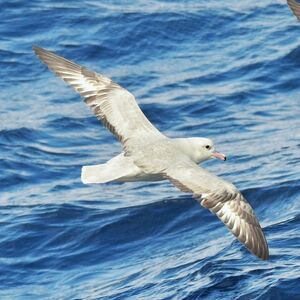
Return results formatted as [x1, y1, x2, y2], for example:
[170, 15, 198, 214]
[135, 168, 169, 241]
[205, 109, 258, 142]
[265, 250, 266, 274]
[33, 46, 164, 146]
[164, 161, 269, 260]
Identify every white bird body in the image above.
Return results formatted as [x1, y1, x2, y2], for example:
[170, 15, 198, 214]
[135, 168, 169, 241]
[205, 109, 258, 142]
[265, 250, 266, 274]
[81, 137, 217, 184]
[34, 46, 269, 260]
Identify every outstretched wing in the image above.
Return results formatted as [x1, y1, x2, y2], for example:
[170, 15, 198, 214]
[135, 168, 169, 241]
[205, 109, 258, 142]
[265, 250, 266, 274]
[287, 0, 300, 21]
[164, 160, 269, 260]
[33, 46, 164, 146]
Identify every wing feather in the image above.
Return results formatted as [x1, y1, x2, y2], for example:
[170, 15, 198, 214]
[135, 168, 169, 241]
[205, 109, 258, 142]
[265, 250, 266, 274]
[287, 0, 300, 20]
[164, 161, 269, 260]
[33, 46, 164, 146]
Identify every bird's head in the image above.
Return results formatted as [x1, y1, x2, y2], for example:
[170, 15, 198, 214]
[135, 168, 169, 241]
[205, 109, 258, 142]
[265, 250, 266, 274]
[187, 137, 226, 164]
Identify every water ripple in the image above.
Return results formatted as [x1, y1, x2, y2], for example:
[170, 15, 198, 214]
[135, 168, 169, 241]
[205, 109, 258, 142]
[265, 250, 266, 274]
[0, 0, 299, 299]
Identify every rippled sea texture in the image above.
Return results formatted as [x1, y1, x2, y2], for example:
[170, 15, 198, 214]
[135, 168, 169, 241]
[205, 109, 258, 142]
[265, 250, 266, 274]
[1, 0, 300, 299]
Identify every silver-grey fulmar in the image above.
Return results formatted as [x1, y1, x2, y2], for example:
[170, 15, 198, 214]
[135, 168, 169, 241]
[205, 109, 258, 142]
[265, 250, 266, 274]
[33, 46, 269, 260]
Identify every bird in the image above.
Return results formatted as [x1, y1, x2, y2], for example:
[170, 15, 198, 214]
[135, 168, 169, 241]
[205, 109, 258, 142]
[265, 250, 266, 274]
[33, 46, 269, 260]
[287, 0, 300, 21]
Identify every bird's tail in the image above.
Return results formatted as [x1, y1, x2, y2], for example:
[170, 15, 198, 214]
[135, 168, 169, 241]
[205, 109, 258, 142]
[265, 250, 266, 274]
[81, 153, 140, 184]
[81, 164, 113, 184]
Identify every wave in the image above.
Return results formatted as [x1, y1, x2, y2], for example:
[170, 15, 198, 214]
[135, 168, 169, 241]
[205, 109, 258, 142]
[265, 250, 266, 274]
[0, 0, 299, 299]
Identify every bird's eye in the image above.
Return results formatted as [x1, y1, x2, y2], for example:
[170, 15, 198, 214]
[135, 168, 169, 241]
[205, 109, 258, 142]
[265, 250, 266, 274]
[205, 145, 211, 150]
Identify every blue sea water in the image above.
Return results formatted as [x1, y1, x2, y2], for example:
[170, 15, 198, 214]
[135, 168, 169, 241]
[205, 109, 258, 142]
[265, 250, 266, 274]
[0, 0, 300, 299]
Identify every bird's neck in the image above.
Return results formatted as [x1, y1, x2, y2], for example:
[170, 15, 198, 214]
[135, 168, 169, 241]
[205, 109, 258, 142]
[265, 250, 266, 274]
[174, 138, 206, 164]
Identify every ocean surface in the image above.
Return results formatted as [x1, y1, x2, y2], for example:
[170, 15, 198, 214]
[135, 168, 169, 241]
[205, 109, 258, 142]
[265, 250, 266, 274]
[1, 0, 300, 299]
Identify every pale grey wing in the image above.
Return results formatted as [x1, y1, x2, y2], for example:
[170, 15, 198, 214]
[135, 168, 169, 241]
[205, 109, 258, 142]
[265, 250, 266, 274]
[33, 46, 164, 146]
[287, 0, 300, 20]
[164, 161, 269, 260]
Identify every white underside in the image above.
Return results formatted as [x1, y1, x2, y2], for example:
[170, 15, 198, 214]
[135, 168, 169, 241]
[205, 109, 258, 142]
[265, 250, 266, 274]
[81, 153, 164, 184]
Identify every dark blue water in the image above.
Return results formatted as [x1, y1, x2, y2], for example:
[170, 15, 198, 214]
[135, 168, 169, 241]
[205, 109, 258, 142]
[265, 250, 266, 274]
[1, 0, 300, 299]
